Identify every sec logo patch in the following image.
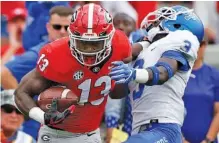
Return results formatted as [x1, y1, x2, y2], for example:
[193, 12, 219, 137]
[73, 70, 84, 80]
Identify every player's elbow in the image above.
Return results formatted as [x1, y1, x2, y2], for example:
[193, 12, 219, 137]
[109, 93, 124, 99]
[110, 84, 129, 99]
[109, 91, 124, 99]
[14, 88, 25, 110]
[14, 74, 31, 105]
[14, 87, 30, 116]
[14, 89, 22, 104]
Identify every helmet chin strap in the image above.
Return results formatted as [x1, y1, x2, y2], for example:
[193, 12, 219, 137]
[146, 19, 165, 32]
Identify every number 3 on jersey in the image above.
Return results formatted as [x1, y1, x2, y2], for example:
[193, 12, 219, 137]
[78, 76, 111, 105]
[183, 40, 191, 52]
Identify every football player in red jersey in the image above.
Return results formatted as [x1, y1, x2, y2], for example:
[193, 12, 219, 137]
[14, 3, 132, 143]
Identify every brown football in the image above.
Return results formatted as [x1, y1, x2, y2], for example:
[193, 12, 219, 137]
[37, 86, 78, 112]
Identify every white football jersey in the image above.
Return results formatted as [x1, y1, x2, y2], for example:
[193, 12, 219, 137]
[129, 30, 200, 134]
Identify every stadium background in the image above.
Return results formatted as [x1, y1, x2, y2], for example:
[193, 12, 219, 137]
[1, 1, 219, 67]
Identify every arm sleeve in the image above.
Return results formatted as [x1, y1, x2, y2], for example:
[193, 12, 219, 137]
[36, 44, 54, 79]
[5, 51, 38, 82]
[36, 44, 66, 83]
[161, 50, 190, 71]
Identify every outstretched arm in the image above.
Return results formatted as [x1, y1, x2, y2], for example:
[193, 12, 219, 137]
[109, 57, 180, 99]
[109, 50, 189, 89]
[143, 57, 179, 85]
[109, 57, 179, 85]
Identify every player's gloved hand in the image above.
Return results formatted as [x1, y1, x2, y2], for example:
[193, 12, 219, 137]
[109, 61, 136, 84]
[44, 98, 75, 126]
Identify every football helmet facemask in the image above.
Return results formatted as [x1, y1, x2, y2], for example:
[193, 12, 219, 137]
[68, 3, 115, 66]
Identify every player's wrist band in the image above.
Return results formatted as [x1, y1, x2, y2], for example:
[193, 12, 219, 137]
[135, 69, 149, 83]
[147, 66, 160, 85]
[29, 107, 45, 124]
[155, 62, 174, 79]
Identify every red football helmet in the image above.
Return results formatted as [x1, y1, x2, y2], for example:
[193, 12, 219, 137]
[68, 3, 115, 66]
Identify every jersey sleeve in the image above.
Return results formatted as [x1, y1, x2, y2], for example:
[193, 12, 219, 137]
[171, 31, 200, 65]
[36, 44, 65, 83]
[152, 30, 200, 69]
[161, 50, 190, 71]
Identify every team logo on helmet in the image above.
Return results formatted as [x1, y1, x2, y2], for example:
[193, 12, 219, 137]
[184, 11, 198, 21]
[178, 7, 198, 21]
[73, 70, 84, 80]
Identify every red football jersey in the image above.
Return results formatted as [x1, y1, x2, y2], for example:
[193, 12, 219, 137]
[36, 30, 131, 133]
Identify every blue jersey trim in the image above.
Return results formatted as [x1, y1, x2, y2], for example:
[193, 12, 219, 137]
[162, 50, 190, 71]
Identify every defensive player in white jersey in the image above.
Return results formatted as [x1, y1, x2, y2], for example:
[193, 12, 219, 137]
[109, 5, 204, 143]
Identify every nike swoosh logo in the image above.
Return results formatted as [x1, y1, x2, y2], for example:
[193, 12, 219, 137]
[151, 47, 156, 51]
[87, 132, 96, 136]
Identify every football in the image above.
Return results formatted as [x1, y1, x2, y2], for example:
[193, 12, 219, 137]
[37, 86, 78, 112]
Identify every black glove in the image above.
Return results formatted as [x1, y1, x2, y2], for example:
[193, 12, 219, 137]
[44, 98, 75, 126]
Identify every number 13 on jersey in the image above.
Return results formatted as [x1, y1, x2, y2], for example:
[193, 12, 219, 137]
[78, 76, 111, 105]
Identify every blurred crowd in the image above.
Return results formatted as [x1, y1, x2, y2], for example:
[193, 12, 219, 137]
[1, 1, 219, 143]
